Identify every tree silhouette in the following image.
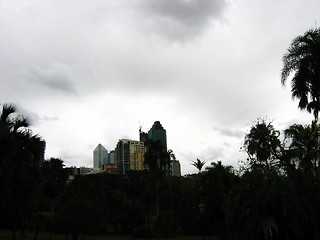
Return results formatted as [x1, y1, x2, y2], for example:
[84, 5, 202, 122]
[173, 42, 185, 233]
[191, 158, 206, 173]
[0, 104, 45, 239]
[284, 122, 320, 178]
[203, 161, 237, 238]
[243, 119, 281, 173]
[144, 140, 170, 176]
[281, 28, 320, 121]
[144, 140, 170, 217]
[168, 149, 176, 159]
[41, 158, 68, 240]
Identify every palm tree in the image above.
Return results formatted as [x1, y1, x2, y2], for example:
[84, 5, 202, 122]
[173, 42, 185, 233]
[144, 140, 170, 217]
[226, 170, 299, 240]
[0, 104, 45, 239]
[204, 161, 236, 238]
[144, 140, 170, 176]
[191, 158, 206, 173]
[243, 119, 281, 173]
[281, 28, 320, 121]
[167, 149, 176, 160]
[41, 158, 68, 240]
[284, 122, 320, 178]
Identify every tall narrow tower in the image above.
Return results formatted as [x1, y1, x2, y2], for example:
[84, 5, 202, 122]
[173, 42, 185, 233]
[148, 121, 167, 151]
[93, 144, 108, 170]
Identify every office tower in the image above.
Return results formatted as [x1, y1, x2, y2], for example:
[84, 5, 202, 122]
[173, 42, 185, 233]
[148, 121, 167, 151]
[129, 140, 146, 171]
[98, 150, 117, 173]
[115, 139, 146, 174]
[108, 150, 115, 164]
[171, 160, 181, 177]
[115, 139, 130, 175]
[93, 144, 108, 170]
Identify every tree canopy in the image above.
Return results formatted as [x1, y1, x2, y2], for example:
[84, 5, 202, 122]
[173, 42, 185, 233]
[281, 27, 320, 121]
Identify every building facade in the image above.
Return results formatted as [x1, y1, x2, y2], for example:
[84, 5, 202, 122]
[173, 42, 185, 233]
[129, 141, 146, 171]
[101, 163, 117, 173]
[93, 144, 108, 170]
[108, 150, 115, 164]
[148, 121, 167, 151]
[115, 139, 130, 175]
[171, 159, 181, 177]
[115, 139, 146, 174]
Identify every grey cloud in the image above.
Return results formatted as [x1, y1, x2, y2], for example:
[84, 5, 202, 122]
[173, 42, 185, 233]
[199, 146, 224, 162]
[15, 104, 58, 126]
[144, 0, 227, 24]
[58, 149, 87, 166]
[213, 127, 244, 138]
[26, 63, 77, 94]
[139, 0, 228, 40]
[39, 115, 59, 121]
[223, 141, 231, 147]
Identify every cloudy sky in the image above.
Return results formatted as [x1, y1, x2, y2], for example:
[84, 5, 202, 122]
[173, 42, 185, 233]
[1, 0, 319, 174]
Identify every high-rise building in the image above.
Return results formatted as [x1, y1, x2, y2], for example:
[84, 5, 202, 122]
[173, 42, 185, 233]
[129, 141, 146, 171]
[99, 150, 117, 173]
[171, 160, 181, 177]
[108, 150, 115, 164]
[115, 139, 146, 174]
[93, 144, 108, 170]
[115, 139, 130, 175]
[148, 121, 167, 151]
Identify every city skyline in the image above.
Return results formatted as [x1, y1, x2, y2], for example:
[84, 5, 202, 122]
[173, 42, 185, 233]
[90, 120, 181, 176]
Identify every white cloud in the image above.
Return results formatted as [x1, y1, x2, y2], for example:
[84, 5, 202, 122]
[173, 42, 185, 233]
[213, 127, 244, 138]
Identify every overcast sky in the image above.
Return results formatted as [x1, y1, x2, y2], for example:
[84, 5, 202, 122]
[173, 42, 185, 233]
[1, 0, 319, 174]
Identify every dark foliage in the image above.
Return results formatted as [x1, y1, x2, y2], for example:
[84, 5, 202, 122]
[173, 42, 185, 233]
[281, 27, 320, 121]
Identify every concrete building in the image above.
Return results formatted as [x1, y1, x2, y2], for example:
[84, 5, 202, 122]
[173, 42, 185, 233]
[101, 163, 117, 173]
[171, 160, 181, 177]
[129, 141, 146, 171]
[80, 167, 93, 175]
[65, 166, 93, 176]
[115, 139, 146, 174]
[93, 144, 108, 170]
[108, 150, 115, 164]
[115, 139, 130, 175]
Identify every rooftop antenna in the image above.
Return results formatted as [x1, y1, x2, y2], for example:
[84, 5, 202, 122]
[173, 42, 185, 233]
[139, 120, 144, 134]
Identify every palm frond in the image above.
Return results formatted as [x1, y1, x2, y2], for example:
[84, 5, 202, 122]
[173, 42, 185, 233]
[281, 28, 320, 121]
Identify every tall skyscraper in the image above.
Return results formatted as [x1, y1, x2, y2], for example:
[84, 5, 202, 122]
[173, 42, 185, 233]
[115, 139, 130, 175]
[115, 139, 146, 174]
[93, 144, 108, 170]
[148, 121, 167, 151]
[108, 150, 115, 164]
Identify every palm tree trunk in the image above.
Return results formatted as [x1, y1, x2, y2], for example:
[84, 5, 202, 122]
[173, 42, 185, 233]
[156, 179, 159, 217]
[33, 227, 39, 240]
[20, 217, 26, 238]
[49, 199, 54, 240]
[11, 222, 17, 240]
